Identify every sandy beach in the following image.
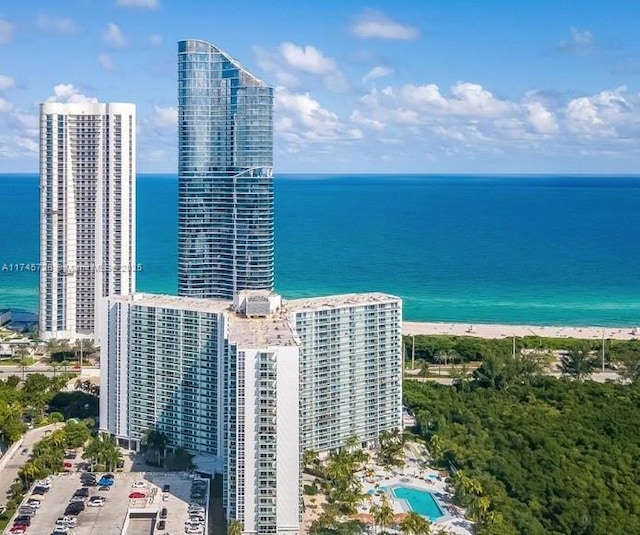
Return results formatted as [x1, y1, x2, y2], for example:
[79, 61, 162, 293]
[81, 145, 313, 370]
[403, 321, 640, 340]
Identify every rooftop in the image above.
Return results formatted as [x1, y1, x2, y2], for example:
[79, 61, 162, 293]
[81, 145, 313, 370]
[227, 312, 300, 349]
[285, 292, 401, 312]
[109, 293, 232, 315]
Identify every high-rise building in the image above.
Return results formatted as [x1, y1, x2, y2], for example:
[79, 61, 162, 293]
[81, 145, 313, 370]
[100, 290, 402, 534]
[39, 102, 136, 341]
[178, 39, 274, 299]
[288, 294, 403, 453]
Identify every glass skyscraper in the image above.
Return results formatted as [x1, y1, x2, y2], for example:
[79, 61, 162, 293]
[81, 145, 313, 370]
[178, 39, 274, 299]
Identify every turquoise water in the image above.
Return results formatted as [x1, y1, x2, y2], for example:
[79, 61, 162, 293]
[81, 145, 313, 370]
[391, 485, 444, 520]
[2, 173, 640, 326]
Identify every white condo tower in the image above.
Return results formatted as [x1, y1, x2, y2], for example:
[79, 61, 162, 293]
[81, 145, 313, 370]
[39, 102, 136, 341]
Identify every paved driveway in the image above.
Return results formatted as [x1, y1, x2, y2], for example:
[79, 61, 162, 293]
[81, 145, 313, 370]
[0, 423, 61, 511]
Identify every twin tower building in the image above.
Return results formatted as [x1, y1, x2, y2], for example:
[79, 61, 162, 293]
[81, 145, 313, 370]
[39, 40, 402, 534]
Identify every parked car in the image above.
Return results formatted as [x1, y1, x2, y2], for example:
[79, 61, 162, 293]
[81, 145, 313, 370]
[52, 527, 70, 534]
[73, 488, 89, 497]
[157, 520, 166, 530]
[98, 485, 111, 492]
[26, 498, 41, 508]
[56, 516, 77, 527]
[162, 484, 170, 493]
[128, 491, 146, 499]
[32, 486, 48, 495]
[132, 481, 147, 488]
[64, 502, 84, 516]
[160, 507, 168, 519]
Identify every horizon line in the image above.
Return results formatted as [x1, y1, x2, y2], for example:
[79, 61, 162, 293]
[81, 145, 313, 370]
[3, 172, 640, 178]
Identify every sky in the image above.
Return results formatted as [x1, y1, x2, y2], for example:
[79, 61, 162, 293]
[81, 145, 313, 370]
[1, 0, 640, 174]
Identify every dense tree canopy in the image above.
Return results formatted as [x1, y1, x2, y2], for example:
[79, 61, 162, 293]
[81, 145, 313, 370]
[404, 335, 640, 366]
[404, 378, 640, 535]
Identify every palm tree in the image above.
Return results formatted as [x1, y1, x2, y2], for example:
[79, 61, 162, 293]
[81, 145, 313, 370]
[18, 462, 40, 487]
[345, 434, 360, 450]
[372, 495, 394, 534]
[141, 428, 168, 466]
[559, 345, 596, 381]
[401, 512, 431, 535]
[302, 449, 319, 470]
[467, 495, 491, 524]
[83, 433, 122, 471]
[227, 520, 243, 535]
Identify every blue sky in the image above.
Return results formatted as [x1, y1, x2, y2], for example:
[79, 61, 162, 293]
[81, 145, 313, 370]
[1, 0, 639, 173]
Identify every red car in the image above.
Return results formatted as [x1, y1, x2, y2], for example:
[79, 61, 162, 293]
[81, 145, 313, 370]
[128, 491, 146, 499]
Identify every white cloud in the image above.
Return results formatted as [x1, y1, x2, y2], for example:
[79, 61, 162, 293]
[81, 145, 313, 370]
[255, 43, 349, 93]
[149, 34, 162, 46]
[0, 97, 13, 113]
[350, 109, 384, 130]
[565, 87, 632, 137]
[558, 27, 593, 53]
[36, 13, 76, 34]
[151, 105, 177, 127]
[525, 102, 559, 135]
[362, 66, 393, 83]
[46, 84, 98, 104]
[103, 23, 126, 47]
[352, 10, 419, 40]
[400, 82, 514, 116]
[116, 0, 159, 8]
[275, 87, 362, 144]
[0, 75, 15, 91]
[99, 54, 115, 71]
[280, 42, 336, 75]
[0, 17, 13, 44]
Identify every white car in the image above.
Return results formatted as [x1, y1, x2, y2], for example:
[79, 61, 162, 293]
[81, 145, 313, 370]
[26, 499, 41, 509]
[36, 479, 52, 489]
[56, 516, 77, 527]
[52, 527, 69, 534]
[88, 497, 106, 507]
[132, 480, 148, 488]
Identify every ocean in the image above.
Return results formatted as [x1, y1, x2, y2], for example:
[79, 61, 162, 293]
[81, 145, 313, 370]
[2, 173, 639, 326]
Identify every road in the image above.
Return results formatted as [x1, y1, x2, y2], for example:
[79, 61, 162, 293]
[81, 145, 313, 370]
[0, 365, 98, 378]
[0, 423, 62, 511]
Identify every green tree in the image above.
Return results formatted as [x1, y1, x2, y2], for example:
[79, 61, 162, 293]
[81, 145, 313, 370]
[141, 428, 168, 466]
[615, 349, 640, 383]
[227, 520, 243, 535]
[401, 511, 431, 535]
[559, 345, 596, 381]
[371, 496, 394, 534]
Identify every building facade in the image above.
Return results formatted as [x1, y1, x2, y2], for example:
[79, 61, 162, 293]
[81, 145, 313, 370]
[287, 293, 403, 453]
[39, 102, 136, 341]
[101, 290, 402, 535]
[178, 39, 274, 300]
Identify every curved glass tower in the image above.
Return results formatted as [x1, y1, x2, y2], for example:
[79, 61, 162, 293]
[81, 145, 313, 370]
[178, 39, 274, 299]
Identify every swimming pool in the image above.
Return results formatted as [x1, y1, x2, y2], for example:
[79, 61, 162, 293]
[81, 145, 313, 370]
[390, 486, 444, 521]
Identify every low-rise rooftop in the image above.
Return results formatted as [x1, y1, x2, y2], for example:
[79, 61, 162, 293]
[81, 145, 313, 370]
[285, 292, 401, 312]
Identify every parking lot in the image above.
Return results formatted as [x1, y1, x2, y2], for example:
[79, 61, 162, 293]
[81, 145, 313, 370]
[4, 470, 209, 535]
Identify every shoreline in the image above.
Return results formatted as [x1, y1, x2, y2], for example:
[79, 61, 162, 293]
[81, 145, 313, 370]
[403, 321, 640, 340]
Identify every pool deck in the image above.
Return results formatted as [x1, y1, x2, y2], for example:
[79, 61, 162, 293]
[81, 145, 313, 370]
[354, 445, 474, 535]
[300, 442, 474, 534]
